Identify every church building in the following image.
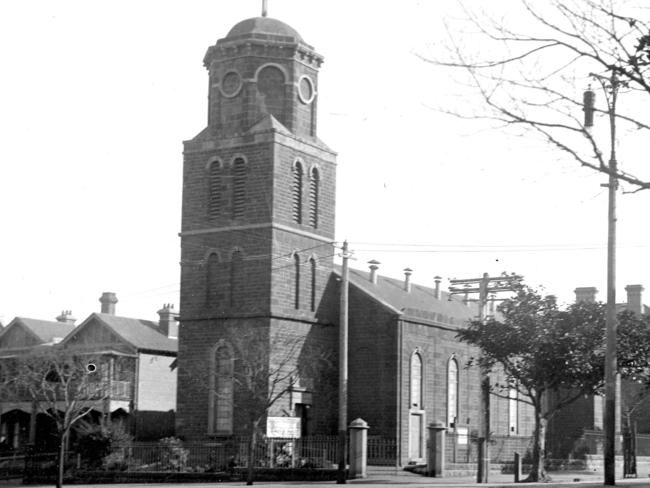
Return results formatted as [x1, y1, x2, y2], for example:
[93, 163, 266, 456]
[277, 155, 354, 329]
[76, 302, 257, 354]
[174, 11, 534, 465]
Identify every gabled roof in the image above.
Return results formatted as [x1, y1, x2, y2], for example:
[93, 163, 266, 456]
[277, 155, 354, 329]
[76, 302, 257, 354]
[65, 313, 177, 354]
[1, 317, 76, 346]
[337, 266, 479, 326]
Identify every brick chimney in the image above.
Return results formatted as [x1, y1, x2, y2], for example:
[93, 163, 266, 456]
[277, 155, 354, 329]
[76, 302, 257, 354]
[575, 287, 598, 303]
[403, 268, 413, 293]
[55, 310, 76, 325]
[157, 304, 179, 339]
[434, 276, 442, 300]
[625, 284, 644, 315]
[368, 260, 380, 284]
[99, 292, 118, 315]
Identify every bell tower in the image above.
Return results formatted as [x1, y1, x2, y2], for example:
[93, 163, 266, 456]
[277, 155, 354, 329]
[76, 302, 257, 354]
[176, 14, 337, 439]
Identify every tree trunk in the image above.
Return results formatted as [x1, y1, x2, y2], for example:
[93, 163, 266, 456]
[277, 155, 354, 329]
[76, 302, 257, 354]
[246, 421, 257, 486]
[527, 408, 548, 482]
[57, 430, 67, 488]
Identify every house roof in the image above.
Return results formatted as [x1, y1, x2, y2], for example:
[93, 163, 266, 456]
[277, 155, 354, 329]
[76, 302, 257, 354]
[336, 266, 479, 326]
[3, 317, 76, 345]
[66, 313, 177, 354]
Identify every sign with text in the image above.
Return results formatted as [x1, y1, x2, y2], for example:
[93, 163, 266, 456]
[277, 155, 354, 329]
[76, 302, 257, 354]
[267, 417, 301, 438]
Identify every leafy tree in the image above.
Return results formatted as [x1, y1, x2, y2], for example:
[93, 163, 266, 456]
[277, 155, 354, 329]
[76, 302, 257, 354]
[14, 347, 106, 488]
[457, 286, 650, 481]
[427, 0, 650, 190]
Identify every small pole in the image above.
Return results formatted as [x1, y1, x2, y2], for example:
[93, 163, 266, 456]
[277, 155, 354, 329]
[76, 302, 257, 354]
[337, 241, 351, 484]
[261, 0, 268, 17]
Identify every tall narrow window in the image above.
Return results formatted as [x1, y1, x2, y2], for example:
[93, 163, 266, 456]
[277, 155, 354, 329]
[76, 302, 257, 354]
[447, 357, 459, 427]
[206, 253, 219, 304]
[294, 254, 301, 309]
[230, 249, 242, 308]
[232, 158, 246, 219]
[309, 168, 319, 228]
[211, 344, 234, 434]
[309, 257, 317, 312]
[208, 161, 222, 218]
[508, 387, 518, 434]
[292, 162, 303, 224]
[410, 352, 422, 409]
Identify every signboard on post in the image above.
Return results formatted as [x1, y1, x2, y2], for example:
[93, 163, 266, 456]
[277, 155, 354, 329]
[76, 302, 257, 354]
[267, 417, 301, 438]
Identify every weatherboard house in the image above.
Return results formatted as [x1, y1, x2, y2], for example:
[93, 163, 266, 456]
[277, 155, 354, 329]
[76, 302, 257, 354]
[0, 293, 177, 450]
[174, 13, 535, 465]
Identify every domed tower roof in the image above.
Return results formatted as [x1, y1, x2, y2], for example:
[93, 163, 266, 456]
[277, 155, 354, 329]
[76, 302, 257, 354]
[225, 16, 304, 43]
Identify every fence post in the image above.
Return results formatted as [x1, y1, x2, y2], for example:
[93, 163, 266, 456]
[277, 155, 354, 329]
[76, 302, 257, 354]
[427, 421, 446, 477]
[348, 418, 368, 479]
[514, 452, 521, 483]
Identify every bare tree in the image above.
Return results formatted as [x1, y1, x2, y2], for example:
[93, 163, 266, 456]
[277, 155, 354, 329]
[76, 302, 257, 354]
[195, 326, 334, 485]
[425, 0, 650, 190]
[14, 347, 107, 488]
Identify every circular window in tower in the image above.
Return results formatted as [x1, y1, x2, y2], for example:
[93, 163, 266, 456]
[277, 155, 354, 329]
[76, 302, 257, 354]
[298, 75, 316, 104]
[220, 71, 243, 98]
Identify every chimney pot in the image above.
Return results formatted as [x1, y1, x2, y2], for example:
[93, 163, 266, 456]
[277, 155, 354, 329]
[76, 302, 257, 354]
[625, 284, 644, 315]
[99, 292, 118, 315]
[368, 260, 380, 284]
[55, 310, 76, 325]
[404, 268, 413, 293]
[574, 287, 598, 304]
[158, 303, 179, 339]
[434, 276, 442, 300]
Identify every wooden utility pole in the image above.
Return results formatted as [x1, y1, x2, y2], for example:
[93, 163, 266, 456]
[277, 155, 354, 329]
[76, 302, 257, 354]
[337, 241, 352, 484]
[584, 73, 620, 486]
[449, 272, 523, 483]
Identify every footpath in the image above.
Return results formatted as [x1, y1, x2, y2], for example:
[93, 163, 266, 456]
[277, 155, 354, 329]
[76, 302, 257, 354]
[7, 467, 650, 488]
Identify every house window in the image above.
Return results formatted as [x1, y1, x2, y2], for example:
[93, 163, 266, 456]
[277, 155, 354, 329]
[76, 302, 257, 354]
[232, 158, 246, 219]
[309, 168, 319, 228]
[294, 254, 301, 309]
[208, 160, 222, 218]
[292, 162, 303, 224]
[410, 352, 422, 409]
[447, 357, 459, 427]
[309, 257, 317, 312]
[210, 343, 234, 434]
[509, 387, 518, 434]
[206, 253, 219, 304]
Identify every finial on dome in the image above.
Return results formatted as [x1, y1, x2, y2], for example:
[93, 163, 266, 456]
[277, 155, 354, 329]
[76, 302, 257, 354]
[262, 0, 268, 17]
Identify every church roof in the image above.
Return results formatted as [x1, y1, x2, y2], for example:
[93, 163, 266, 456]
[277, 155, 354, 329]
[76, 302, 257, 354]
[337, 266, 479, 326]
[226, 16, 304, 43]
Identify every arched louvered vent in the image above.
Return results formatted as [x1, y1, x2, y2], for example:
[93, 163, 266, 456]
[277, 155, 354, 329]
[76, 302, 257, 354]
[292, 162, 303, 224]
[208, 161, 222, 218]
[232, 158, 246, 219]
[309, 168, 319, 228]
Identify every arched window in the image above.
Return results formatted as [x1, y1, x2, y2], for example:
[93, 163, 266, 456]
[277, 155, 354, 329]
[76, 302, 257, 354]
[309, 257, 317, 312]
[292, 162, 303, 224]
[206, 253, 219, 304]
[210, 343, 234, 434]
[508, 387, 518, 434]
[309, 167, 319, 228]
[410, 352, 423, 409]
[447, 357, 459, 427]
[294, 254, 301, 309]
[256, 65, 286, 124]
[232, 158, 246, 219]
[208, 160, 222, 218]
[230, 249, 242, 308]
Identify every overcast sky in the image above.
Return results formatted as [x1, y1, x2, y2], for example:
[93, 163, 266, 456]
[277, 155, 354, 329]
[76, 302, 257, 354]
[2, 0, 650, 324]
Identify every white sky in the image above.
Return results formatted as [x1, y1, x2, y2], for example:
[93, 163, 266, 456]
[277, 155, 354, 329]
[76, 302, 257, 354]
[1, 0, 650, 324]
